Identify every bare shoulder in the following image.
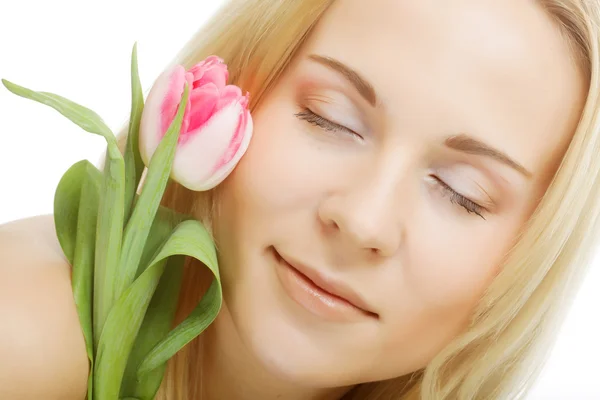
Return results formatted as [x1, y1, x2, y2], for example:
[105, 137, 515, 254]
[0, 215, 89, 400]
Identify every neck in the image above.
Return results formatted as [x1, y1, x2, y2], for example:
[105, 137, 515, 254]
[197, 303, 353, 400]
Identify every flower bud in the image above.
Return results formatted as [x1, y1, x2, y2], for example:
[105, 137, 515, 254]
[139, 56, 253, 191]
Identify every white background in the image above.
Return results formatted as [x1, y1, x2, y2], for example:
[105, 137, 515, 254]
[0, 1, 598, 398]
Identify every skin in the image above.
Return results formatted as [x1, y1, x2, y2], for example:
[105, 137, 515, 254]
[0, 215, 89, 399]
[0, 0, 586, 399]
[201, 0, 587, 399]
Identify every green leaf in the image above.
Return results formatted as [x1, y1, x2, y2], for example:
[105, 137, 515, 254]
[73, 165, 102, 400]
[120, 255, 185, 400]
[123, 42, 145, 224]
[53, 160, 99, 265]
[1, 79, 115, 145]
[119, 206, 187, 399]
[135, 222, 221, 380]
[134, 207, 188, 281]
[54, 160, 102, 400]
[113, 84, 190, 308]
[137, 277, 221, 380]
[93, 149, 126, 352]
[94, 219, 221, 400]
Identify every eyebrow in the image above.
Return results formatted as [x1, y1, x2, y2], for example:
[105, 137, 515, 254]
[308, 54, 531, 179]
[445, 134, 532, 178]
[308, 54, 378, 107]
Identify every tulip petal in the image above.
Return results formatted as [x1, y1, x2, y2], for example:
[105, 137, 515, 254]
[171, 102, 244, 191]
[194, 66, 228, 90]
[139, 65, 184, 168]
[192, 55, 222, 71]
[201, 108, 253, 190]
[215, 85, 243, 112]
[159, 66, 188, 137]
[189, 56, 228, 89]
[215, 102, 247, 169]
[183, 83, 219, 139]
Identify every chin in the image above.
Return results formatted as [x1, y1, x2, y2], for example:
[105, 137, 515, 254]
[227, 293, 359, 387]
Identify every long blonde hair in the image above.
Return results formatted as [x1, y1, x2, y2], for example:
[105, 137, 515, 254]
[112, 0, 600, 398]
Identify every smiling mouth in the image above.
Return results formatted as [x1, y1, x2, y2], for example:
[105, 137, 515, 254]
[271, 246, 378, 322]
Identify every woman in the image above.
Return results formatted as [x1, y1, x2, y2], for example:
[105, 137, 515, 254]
[1, 0, 599, 399]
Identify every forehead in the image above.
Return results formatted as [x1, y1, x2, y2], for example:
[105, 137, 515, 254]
[293, 0, 585, 180]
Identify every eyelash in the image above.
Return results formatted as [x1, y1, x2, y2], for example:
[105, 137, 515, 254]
[433, 177, 486, 220]
[295, 107, 488, 220]
[295, 107, 362, 139]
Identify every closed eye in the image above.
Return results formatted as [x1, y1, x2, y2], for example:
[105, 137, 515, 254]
[294, 107, 363, 140]
[432, 176, 487, 219]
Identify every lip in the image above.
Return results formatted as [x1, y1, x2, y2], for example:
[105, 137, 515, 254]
[271, 246, 378, 322]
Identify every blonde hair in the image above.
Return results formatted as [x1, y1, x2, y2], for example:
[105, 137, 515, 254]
[111, 0, 600, 398]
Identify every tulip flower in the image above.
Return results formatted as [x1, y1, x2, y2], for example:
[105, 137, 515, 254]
[139, 56, 253, 191]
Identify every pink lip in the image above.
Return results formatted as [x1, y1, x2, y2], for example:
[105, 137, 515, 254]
[272, 247, 378, 321]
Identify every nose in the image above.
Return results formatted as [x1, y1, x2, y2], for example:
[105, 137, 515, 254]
[317, 169, 406, 258]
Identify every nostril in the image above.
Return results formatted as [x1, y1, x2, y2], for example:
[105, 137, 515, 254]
[320, 213, 340, 232]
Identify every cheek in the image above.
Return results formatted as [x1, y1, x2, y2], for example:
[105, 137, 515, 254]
[220, 99, 337, 219]
[373, 218, 523, 371]
[401, 182, 543, 311]
[405, 215, 518, 308]
[376, 209, 524, 344]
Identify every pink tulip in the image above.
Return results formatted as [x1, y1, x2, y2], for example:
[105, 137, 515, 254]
[139, 56, 253, 191]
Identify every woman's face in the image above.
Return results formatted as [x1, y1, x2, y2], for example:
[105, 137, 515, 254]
[210, 0, 585, 387]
